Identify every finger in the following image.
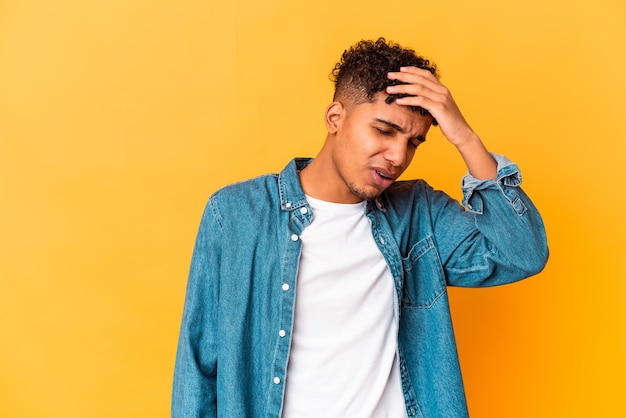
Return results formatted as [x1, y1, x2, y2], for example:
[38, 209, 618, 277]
[399, 66, 438, 79]
[387, 68, 445, 93]
[388, 66, 436, 82]
[385, 82, 441, 101]
[396, 87, 459, 117]
[394, 94, 441, 113]
[393, 93, 427, 105]
[387, 70, 432, 85]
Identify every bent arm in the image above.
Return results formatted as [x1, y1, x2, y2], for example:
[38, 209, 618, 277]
[436, 155, 548, 287]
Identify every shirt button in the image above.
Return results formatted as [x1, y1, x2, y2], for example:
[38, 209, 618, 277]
[273, 377, 281, 384]
[282, 283, 290, 291]
[291, 234, 299, 241]
[279, 330, 286, 337]
[300, 207, 308, 214]
[379, 236, 385, 245]
[285, 202, 292, 208]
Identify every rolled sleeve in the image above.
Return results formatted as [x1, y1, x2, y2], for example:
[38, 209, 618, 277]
[461, 153, 524, 215]
[448, 153, 549, 284]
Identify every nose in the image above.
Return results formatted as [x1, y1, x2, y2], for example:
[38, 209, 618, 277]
[383, 138, 408, 168]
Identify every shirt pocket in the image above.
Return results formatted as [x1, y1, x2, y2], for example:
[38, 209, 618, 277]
[401, 235, 446, 309]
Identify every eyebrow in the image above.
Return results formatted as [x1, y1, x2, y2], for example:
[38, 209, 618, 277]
[374, 118, 426, 142]
[375, 117, 404, 132]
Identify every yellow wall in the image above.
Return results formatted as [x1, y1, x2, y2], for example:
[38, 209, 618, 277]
[1, 0, 624, 416]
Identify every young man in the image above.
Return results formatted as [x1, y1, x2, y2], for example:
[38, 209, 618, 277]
[172, 38, 548, 417]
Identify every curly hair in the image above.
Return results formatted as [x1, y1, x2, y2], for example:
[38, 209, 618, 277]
[330, 38, 439, 123]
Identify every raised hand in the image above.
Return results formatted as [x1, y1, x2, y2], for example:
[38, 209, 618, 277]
[387, 66, 497, 180]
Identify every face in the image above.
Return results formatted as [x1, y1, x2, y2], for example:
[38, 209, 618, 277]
[326, 92, 432, 203]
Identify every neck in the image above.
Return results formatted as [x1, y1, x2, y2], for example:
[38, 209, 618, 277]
[298, 138, 361, 204]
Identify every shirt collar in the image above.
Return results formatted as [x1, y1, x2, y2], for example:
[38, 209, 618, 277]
[278, 158, 312, 211]
[278, 157, 387, 213]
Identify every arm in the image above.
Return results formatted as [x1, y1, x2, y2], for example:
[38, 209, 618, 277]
[436, 156, 548, 286]
[172, 198, 222, 417]
[387, 68, 547, 284]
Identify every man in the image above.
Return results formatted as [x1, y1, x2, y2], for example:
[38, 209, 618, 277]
[172, 38, 548, 417]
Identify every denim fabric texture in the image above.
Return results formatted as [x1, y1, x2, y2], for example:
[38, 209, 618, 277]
[172, 155, 548, 418]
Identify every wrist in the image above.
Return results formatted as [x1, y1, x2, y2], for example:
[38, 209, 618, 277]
[454, 134, 497, 180]
[452, 131, 481, 150]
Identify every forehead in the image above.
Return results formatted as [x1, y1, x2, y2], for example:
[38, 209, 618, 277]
[349, 93, 432, 132]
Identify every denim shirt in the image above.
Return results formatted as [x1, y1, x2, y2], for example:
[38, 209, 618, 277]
[172, 155, 548, 418]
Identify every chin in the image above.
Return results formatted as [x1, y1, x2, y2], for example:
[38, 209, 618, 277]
[348, 184, 384, 202]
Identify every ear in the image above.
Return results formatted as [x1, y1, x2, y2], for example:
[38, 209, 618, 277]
[324, 101, 344, 134]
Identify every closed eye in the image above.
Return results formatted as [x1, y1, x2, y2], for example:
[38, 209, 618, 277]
[409, 136, 426, 148]
[375, 127, 393, 136]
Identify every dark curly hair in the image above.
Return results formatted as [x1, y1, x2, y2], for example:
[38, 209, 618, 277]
[331, 38, 439, 124]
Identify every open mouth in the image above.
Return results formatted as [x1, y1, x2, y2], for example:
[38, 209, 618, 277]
[372, 169, 395, 188]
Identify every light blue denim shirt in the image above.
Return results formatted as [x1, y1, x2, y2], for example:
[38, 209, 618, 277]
[172, 155, 548, 418]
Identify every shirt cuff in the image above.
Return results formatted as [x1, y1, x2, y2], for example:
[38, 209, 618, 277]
[461, 153, 524, 214]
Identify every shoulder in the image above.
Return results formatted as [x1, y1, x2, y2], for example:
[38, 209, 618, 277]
[211, 173, 279, 202]
[383, 179, 445, 204]
[203, 173, 281, 223]
[385, 179, 430, 195]
[381, 179, 463, 214]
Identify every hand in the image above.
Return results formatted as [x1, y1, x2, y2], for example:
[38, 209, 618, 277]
[386, 67, 477, 147]
[387, 66, 497, 180]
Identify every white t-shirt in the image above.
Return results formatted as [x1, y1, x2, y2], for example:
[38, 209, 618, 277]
[282, 196, 407, 418]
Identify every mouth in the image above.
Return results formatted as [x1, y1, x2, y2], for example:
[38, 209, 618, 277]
[376, 170, 393, 180]
[371, 168, 395, 188]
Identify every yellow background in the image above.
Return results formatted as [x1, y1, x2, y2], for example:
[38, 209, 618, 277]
[1, 0, 624, 416]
